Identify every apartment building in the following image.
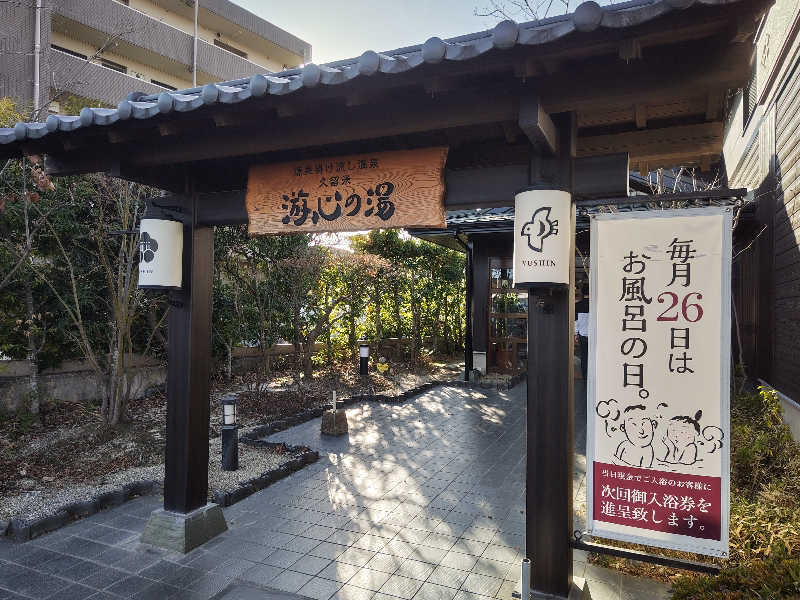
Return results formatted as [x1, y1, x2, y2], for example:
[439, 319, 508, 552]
[0, 0, 311, 115]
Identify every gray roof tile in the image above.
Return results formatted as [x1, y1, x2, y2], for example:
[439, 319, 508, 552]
[0, 0, 746, 147]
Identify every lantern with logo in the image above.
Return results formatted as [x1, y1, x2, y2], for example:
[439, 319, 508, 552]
[513, 187, 573, 288]
[137, 217, 184, 290]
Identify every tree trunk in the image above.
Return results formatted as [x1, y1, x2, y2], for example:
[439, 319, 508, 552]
[374, 276, 382, 352]
[348, 285, 357, 360]
[410, 273, 421, 364]
[24, 279, 40, 415]
[393, 281, 403, 339]
[325, 282, 332, 365]
[292, 304, 302, 385]
[225, 339, 233, 382]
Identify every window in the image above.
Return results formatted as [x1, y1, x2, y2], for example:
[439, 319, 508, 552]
[100, 58, 127, 74]
[151, 79, 177, 91]
[213, 39, 247, 59]
[743, 63, 757, 130]
[50, 44, 87, 60]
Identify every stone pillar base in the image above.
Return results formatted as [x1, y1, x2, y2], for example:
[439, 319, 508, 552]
[140, 503, 227, 554]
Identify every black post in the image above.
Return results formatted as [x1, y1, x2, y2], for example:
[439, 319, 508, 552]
[525, 114, 575, 598]
[221, 426, 239, 471]
[465, 239, 474, 380]
[359, 344, 369, 380]
[164, 191, 214, 513]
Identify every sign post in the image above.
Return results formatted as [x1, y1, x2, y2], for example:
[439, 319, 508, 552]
[587, 208, 732, 558]
[514, 185, 575, 598]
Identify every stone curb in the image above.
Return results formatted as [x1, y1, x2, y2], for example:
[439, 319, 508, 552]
[212, 448, 319, 508]
[2, 479, 162, 542]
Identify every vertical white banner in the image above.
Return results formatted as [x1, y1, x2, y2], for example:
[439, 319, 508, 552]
[587, 208, 731, 558]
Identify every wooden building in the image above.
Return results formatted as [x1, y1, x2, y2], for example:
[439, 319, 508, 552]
[722, 0, 800, 436]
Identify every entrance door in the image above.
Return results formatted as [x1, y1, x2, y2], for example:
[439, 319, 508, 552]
[488, 257, 528, 372]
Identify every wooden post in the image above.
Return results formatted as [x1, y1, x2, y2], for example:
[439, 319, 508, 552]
[164, 191, 214, 513]
[525, 113, 575, 598]
[464, 240, 474, 380]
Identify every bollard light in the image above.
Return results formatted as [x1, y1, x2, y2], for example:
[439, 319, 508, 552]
[513, 187, 573, 288]
[220, 394, 238, 471]
[221, 395, 237, 426]
[138, 218, 183, 289]
[359, 343, 370, 379]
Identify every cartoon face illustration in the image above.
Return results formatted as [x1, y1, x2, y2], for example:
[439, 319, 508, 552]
[621, 406, 655, 449]
[667, 419, 697, 449]
[521, 206, 559, 252]
[662, 410, 703, 465]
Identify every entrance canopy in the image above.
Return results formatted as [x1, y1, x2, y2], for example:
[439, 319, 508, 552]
[1, 0, 768, 212]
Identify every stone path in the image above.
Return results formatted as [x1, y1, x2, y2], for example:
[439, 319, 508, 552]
[0, 383, 671, 600]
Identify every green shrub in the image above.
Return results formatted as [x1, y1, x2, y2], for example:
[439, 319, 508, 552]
[668, 386, 800, 599]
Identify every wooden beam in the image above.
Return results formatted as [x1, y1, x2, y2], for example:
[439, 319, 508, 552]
[577, 122, 724, 166]
[519, 93, 558, 154]
[445, 165, 528, 209]
[634, 104, 647, 129]
[619, 38, 642, 61]
[574, 152, 629, 197]
[127, 89, 518, 168]
[541, 42, 752, 114]
[443, 153, 628, 209]
[706, 92, 723, 121]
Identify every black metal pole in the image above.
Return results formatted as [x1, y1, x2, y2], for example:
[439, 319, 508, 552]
[164, 190, 214, 513]
[525, 114, 575, 598]
[360, 356, 369, 379]
[455, 235, 474, 381]
[221, 426, 239, 471]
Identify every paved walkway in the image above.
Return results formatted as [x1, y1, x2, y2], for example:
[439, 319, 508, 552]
[0, 383, 670, 600]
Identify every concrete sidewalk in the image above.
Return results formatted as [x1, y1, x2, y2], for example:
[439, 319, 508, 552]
[0, 383, 670, 600]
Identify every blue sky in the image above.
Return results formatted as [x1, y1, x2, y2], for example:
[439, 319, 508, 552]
[234, 0, 583, 64]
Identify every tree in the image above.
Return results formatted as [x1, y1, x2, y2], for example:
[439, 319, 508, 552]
[475, 0, 571, 22]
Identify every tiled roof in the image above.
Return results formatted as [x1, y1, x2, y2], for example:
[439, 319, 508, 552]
[1, 0, 745, 149]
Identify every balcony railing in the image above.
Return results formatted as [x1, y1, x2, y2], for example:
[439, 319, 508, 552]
[54, 0, 271, 84]
[50, 49, 167, 107]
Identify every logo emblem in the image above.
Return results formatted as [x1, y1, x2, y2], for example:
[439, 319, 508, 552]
[521, 206, 559, 252]
[139, 232, 159, 263]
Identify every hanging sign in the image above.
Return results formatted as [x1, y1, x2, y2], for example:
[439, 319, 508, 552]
[138, 218, 183, 289]
[245, 147, 448, 235]
[513, 188, 573, 287]
[587, 208, 732, 558]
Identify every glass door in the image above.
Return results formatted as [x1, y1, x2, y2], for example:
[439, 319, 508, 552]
[488, 258, 528, 372]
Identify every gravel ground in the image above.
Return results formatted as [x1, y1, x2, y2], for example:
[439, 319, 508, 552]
[0, 438, 302, 522]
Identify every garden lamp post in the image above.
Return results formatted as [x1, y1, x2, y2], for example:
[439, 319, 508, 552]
[359, 343, 370, 380]
[221, 394, 238, 471]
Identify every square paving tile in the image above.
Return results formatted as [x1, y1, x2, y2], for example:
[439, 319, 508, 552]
[291, 555, 332, 577]
[263, 549, 304, 569]
[413, 582, 458, 600]
[393, 559, 434, 582]
[269, 569, 314, 593]
[347, 568, 392, 592]
[330, 584, 375, 600]
[298, 576, 344, 600]
[427, 565, 469, 590]
[460, 572, 502, 597]
[317, 561, 361, 583]
[239, 563, 282, 586]
[377, 574, 423, 600]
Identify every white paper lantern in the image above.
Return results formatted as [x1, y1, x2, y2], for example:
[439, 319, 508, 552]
[138, 218, 183, 289]
[513, 188, 573, 287]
